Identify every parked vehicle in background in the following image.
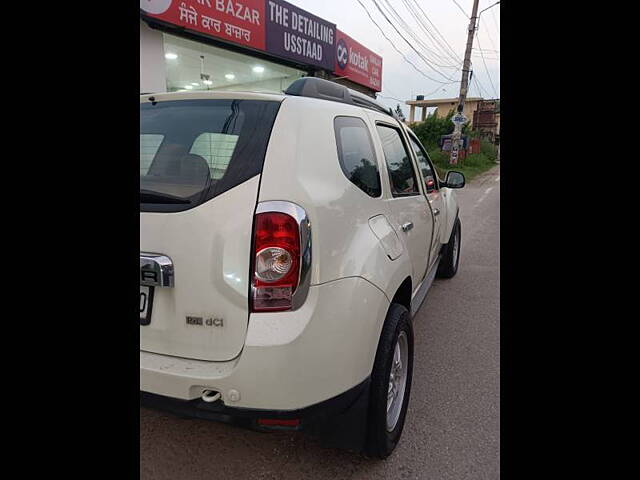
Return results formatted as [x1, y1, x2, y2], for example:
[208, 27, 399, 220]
[140, 77, 465, 458]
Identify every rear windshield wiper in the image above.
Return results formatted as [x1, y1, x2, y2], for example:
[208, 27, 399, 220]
[140, 189, 191, 205]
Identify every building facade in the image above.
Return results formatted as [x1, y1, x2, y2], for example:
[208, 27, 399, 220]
[405, 97, 484, 125]
[406, 96, 500, 142]
[140, 1, 382, 97]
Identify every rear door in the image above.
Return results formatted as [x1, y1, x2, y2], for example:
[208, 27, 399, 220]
[139, 97, 281, 361]
[371, 119, 433, 287]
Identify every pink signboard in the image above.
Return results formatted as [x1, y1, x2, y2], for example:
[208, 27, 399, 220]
[334, 29, 382, 92]
[140, 0, 266, 51]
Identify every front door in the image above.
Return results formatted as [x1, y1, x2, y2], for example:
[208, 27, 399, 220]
[406, 131, 445, 271]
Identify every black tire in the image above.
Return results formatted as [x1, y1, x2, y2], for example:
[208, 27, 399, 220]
[437, 216, 461, 279]
[365, 303, 414, 459]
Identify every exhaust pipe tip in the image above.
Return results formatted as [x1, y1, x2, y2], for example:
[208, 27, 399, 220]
[201, 390, 221, 403]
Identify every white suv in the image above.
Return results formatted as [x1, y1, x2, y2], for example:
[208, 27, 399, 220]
[140, 78, 465, 458]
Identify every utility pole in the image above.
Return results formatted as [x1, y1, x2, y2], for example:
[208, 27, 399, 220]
[449, 0, 480, 165]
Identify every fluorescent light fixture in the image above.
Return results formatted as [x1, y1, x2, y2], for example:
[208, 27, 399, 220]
[191, 82, 199, 86]
[184, 85, 193, 90]
[203, 80, 213, 85]
[252, 66, 265, 73]
[225, 73, 235, 80]
[165, 52, 178, 60]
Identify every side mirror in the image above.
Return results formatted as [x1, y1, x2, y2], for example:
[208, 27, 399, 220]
[443, 171, 465, 189]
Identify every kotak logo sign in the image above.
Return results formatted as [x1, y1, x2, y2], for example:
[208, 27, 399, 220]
[336, 39, 348, 69]
[334, 29, 382, 92]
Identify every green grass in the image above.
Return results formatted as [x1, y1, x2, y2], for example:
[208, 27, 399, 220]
[428, 141, 497, 183]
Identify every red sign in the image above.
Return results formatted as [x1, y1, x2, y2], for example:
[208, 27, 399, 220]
[334, 29, 382, 92]
[141, 0, 266, 51]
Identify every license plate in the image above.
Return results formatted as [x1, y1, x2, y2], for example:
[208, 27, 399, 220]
[140, 285, 154, 325]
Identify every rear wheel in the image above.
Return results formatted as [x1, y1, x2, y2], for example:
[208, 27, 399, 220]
[365, 303, 414, 459]
[437, 217, 461, 278]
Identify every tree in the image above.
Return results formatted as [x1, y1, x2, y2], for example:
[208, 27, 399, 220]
[409, 110, 455, 150]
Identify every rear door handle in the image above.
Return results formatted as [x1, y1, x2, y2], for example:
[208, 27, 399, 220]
[401, 222, 414, 232]
[433, 208, 440, 217]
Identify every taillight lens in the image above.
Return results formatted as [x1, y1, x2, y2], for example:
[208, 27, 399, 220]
[252, 212, 300, 312]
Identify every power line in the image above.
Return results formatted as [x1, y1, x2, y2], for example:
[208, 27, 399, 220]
[472, 54, 499, 61]
[398, 0, 462, 66]
[373, 0, 460, 76]
[473, 47, 499, 53]
[451, 0, 470, 18]
[355, 0, 459, 85]
[379, 0, 461, 70]
[474, 31, 499, 98]
[400, 0, 464, 68]
[423, 84, 451, 98]
[479, 17, 498, 52]
[377, 94, 407, 103]
[471, 68, 490, 98]
[369, 0, 458, 81]
[490, 7, 500, 36]
[409, 0, 464, 64]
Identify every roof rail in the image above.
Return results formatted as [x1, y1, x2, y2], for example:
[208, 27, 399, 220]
[284, 77, 398, 120]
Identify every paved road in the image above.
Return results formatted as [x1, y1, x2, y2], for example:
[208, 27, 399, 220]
[140, 166, 500, 480]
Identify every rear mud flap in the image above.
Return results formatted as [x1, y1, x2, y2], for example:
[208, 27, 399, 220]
[305, 378, 371, 453]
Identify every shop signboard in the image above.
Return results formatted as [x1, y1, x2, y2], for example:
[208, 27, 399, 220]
[334, 29, 382, 92]
[264, 0, 336, 70]
[140, 0, 266, 51]
[141, 0, 381, 89]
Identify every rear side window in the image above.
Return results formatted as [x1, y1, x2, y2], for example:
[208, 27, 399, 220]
[140, 99, 280, 212]
[376, 124, 419, 196]
[334, 116, 381, 198]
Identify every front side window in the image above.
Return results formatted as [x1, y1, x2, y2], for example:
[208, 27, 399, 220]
[408, 134, 437, 193]
[334, 116, 381, 197]
[140, 99, 280, 212]
[376, 124, 419, 196]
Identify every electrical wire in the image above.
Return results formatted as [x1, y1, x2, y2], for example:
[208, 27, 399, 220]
[451, 0, 470, 18]
[377, 94, 407, 103]
[355, 0, 459, 85]
[490, 7, 500, 36]
[409, 0, 464, 64]
[479, 17, 498, 52]
[474, 31, 499, 98]
[380, 0, 461, 70]
[368, 0, 458, 82]
[399, 0, 464, 69]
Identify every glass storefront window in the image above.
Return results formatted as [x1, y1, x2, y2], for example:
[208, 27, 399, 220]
[162, 33, 306, 94]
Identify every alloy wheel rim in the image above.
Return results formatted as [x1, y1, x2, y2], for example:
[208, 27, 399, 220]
[387, 331, 409, 432]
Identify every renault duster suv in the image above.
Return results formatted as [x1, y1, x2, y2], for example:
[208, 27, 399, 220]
[140, 77, 465, 458]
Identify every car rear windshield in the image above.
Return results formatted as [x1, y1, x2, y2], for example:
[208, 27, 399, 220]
[140, 99, 281, 212]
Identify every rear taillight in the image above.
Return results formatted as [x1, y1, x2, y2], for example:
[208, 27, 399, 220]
[251, 212, 301, 312]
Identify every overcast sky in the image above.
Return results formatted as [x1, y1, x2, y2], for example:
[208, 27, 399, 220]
[289, 0, 500, 118]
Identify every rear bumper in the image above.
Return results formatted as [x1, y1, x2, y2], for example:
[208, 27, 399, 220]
[140, 277, 390, 411]
[141, 376, 370, 432]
